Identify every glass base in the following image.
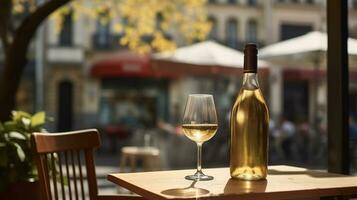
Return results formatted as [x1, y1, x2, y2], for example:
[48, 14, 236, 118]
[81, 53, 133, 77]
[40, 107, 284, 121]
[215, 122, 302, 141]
[185, 171, 213, 181]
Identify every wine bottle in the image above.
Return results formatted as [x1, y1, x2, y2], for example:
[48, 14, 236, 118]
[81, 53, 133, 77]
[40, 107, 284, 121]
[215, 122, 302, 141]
[230, 44, 269, 181]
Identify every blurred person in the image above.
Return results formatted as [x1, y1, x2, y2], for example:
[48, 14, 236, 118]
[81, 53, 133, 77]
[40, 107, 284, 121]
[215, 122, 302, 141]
[268, 118, 280, 163]
[311, 116, 327, 166]
[157, 103, 183, 135]
[170, 103, 182, 126]
[296, 118, 312, 163]
[157, 103, 184, 135]
[279, 117, 297, 161]
[139, 105, 154, 128]
[157, 119, 183, 135]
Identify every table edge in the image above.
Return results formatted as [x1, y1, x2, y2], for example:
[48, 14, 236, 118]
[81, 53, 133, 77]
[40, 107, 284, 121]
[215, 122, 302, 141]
[108, 174, 169, 200]
[107, 167, 357, 200]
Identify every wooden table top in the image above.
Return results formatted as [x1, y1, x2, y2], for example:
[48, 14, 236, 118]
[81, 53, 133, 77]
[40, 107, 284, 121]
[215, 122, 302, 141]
[108, 165, 357, 200]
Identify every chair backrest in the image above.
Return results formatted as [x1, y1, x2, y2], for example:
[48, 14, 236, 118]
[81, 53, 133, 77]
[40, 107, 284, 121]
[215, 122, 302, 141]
[32, 129, 101, 200]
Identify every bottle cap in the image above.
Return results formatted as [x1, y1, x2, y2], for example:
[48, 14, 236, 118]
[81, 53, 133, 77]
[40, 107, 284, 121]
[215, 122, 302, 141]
[244, 43, 258, 73]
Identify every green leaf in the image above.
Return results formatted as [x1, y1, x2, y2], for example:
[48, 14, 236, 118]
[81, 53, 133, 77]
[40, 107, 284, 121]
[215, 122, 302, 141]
[31, 112, 46, 128]
[12, 111, 31, 121]
[13, 143, 25, 162]
[9, 132, 26, 140]
[21, 117, 31, 128]
[3, 121, 17, 132]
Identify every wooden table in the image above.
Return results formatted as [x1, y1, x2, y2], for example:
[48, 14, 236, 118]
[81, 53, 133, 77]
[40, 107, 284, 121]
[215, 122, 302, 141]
[108, 165, 357, 200]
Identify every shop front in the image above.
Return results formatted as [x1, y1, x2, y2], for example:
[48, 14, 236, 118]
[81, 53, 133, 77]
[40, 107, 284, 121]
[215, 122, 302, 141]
[90, 51, 170, 152]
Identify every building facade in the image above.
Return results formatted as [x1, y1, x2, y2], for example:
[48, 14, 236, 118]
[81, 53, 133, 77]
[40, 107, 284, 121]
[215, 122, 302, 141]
[41, 0, 357, 131]
[206, 0, 357, 123]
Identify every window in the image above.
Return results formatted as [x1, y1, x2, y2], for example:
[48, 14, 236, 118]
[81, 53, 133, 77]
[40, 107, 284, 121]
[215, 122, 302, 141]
[59, 12, 73, 46]
[227, 0, 237, 4]
[353, 0, 357, 10]
[226, 18, 238, 48]
[156, 13, 163, 31]
[247, 0, 257, 6]
[208, 16, 218, 40]
[246, 19, 257, 42]
[94, 9, 112, 49]
[96, 11, 111, 48]
[280, 23, 312, 41]
[122, 17, 129, 27]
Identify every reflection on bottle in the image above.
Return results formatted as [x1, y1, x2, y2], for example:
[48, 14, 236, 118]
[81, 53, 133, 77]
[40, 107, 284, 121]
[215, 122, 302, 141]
[161, 181, 210, 198]
[224, 178, 267, 194]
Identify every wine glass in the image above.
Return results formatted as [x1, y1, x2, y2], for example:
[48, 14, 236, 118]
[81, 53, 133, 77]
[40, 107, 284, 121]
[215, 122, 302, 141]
[182, 94, 218, 181]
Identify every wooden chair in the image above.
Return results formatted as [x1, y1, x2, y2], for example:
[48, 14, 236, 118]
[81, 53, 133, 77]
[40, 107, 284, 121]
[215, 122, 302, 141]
[31, 129, 146, 200]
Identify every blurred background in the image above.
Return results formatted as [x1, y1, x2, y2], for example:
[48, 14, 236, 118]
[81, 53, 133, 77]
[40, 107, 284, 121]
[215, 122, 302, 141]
[2, 0, 357, 194]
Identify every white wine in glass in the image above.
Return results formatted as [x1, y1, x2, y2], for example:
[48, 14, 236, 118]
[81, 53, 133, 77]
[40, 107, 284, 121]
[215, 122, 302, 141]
[182, 124, 217, 144]
[182, 94, 218, 181]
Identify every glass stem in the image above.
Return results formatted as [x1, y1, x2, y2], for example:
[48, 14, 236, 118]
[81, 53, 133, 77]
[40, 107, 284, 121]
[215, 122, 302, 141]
[197, 143, 202, 173]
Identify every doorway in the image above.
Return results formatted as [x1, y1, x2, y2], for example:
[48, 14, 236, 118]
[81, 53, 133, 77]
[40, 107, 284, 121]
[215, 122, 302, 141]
[57, 80, 74, 131]
[283, 80, 309, 122]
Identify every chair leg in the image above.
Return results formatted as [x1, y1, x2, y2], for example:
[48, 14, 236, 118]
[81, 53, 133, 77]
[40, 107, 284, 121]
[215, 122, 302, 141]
[155, 155, 161, 170]
[129, 155, 136, 172]
[120, 154, 127, 173]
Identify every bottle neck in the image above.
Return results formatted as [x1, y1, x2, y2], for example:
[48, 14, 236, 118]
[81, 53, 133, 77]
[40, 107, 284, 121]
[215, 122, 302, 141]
[242, 73, 259, 90]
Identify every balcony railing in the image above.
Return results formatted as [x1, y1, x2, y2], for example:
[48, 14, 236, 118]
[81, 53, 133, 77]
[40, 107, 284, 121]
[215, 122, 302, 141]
[46, 46, 84, 63]
[92, 33, 125, 50]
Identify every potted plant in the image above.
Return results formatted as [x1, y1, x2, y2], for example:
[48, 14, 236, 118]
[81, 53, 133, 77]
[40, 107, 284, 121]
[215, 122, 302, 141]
[0, 111, 47, 200]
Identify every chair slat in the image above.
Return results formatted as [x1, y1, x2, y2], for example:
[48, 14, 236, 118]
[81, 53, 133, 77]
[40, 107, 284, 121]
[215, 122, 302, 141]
[65, 151, 73, 200]
[77, 150, 85, 200]
[43, 154, 53, 200]
[71, 150, 79, 200]
[32, 129, 146, 200]
[51, 153, 59, 200]
[85, 149, 98, 199]
[58, 152, 66, 200]
[37, 153, 52, 200]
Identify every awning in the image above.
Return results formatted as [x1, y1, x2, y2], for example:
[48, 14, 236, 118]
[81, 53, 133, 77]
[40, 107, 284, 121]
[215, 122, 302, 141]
[151, 59, 270, 77]
[91, 41, 271, 79]
[91, 51, 155, 78]
[260, 31, 357, 68]
[152, 40, 270, 76]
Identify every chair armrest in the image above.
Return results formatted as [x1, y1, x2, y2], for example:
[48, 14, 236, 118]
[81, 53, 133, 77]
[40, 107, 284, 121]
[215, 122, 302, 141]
[97, 194, 147, 200]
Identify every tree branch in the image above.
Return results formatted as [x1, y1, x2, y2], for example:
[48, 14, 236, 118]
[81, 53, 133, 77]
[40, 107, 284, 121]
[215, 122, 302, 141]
[13, 0, 71, 49]
[0, 0, 13, 50]
[0, 0, 71, 121]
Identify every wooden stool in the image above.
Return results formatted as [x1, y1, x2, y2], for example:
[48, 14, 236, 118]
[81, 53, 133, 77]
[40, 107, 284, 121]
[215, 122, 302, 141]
[120, 146, 160, 172]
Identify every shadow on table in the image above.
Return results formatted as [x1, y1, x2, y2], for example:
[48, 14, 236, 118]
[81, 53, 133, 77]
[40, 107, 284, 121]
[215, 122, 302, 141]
[268, 168, 346, 178]
[161, 180, 210, 198]
[224, 178, 267, 194]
